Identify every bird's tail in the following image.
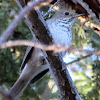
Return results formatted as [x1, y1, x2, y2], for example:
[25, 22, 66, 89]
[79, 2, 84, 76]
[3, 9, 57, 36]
[9, 77, 29, 100]
[8, 48, 43, 100]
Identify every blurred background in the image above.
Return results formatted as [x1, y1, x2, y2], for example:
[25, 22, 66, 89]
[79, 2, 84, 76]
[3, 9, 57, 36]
[0, 0, 100, 100]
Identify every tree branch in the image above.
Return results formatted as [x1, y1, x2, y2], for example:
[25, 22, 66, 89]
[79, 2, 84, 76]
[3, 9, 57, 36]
[0, 40, 100, 55]
[66, 53, 94, 66]
[76, 0, 100, 25]
[0, 40, 100, 66]
[0, 88, 12, 100]
[44, 0, 60, 18]
[0, 0, 52, 45]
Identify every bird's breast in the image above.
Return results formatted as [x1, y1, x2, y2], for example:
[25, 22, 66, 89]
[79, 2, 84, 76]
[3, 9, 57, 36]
[47, 21, 72, 46]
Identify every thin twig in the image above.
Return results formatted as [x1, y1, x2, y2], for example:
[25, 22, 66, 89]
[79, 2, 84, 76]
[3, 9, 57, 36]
[0, 40, 100, 66]
[66, 53, 93, 65]
[44, 0, 60, 18]
[79, 17, 100, 35]
[0, 0, 52, 44]
[0, 40, 69, 52]
[0, 40, 100, 56]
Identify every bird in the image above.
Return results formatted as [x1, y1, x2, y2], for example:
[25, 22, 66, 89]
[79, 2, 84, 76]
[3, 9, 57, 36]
[8, 9, 84, 99]
[46, 10, 84, 47]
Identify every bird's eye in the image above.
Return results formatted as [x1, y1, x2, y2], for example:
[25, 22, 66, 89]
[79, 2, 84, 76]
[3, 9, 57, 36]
[64, 12, 69, 15]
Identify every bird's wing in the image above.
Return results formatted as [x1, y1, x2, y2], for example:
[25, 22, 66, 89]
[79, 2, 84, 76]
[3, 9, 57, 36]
[9, 48, 49, 99]
[29, 68, 49, 85]
[20, 46, 34, 71]
[20, 45, 49, 84]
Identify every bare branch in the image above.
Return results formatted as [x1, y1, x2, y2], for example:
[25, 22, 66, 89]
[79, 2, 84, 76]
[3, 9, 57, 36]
[44, 0, 60, 18]
[0, 88, 12, 100]
[79, 17, 100, 36]
[0, 40, 100, 63]
[0, 0, 52, 45]
[76, 0, 100, 25]
[0, 40, 69, 53]
[66, 53, 94, 66]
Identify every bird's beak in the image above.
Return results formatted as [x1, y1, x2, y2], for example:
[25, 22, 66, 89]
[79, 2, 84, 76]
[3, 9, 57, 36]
[75, 14, 85, 17]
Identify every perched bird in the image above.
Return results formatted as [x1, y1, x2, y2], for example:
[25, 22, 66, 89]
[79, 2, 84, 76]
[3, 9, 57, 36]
[46, 10, 84, 56]
[9, 9, 84, 99]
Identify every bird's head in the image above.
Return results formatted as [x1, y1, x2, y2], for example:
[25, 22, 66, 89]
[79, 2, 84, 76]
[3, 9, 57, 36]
[52, 9, 84, 26]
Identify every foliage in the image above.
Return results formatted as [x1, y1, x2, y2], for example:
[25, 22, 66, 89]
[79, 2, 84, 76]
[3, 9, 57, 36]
[72, 19, 100, 100]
